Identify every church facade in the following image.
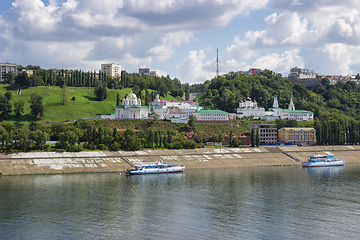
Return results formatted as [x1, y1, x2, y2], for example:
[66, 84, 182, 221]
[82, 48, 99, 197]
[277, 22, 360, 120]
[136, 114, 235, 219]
[115, 90, 149, 119]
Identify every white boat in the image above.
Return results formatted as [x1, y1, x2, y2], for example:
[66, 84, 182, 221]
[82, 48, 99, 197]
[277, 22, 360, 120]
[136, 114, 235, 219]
[126, 161, 185, 175]
[302, 154, 345, 167]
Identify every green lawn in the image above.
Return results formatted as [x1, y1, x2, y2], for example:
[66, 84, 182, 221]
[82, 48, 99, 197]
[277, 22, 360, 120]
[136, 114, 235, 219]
[0, 85, 178, 123]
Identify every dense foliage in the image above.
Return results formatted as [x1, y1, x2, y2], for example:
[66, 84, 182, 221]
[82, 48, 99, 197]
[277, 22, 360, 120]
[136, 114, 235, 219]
[17, 66, 185, 103]
[6, 65, 360, 147]
[198, 70, 360, 122]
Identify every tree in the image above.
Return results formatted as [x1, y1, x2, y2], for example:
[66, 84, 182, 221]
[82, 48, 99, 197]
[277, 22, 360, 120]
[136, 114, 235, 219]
[13, 101, 25, 118]
[14, 72, 32, 88]
[94, 80, 107, 101]
[15, 127, 31, 151]
[0, 95, 12, 121]
[116, 92, 120, 106]
[229, 131, 233, 146]
[5, 71, 15, 85]
[188, 115, 197, 133]
[30, 93, 44, 120]
[250, 128, 255, 147]
[185, 83, 190, 100]
[256, 130, 260, 147]
[61, 84, 68, 105]
[56, 130, 78, 151]
[29, 129, 49, 151]
[4, 91, 12, 101]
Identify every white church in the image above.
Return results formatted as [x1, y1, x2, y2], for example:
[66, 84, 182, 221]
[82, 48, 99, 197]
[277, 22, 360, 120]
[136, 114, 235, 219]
[114, 90, 149, 119]
[237, 95, 313, 121]
[236, 97, 265, 118]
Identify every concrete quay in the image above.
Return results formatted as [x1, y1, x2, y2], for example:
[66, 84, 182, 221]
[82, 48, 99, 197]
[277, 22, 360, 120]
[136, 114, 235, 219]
[0, 145, 359, 175]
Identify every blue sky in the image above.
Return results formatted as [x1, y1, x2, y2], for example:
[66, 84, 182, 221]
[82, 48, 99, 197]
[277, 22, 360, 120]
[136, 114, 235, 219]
[1, 0, 360, 84]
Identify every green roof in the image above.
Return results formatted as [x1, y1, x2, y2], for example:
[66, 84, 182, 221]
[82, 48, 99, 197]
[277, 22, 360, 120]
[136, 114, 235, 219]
[196, 109, 228, 114]
[282, 109, 311, 113]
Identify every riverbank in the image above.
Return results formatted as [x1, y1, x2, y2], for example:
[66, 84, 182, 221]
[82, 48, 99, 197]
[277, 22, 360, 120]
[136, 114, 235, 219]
[1, 145, 360, 175]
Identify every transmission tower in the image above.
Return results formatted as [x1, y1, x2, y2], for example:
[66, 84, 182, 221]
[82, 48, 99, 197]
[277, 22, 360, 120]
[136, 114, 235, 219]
[216, 47, 219, 77]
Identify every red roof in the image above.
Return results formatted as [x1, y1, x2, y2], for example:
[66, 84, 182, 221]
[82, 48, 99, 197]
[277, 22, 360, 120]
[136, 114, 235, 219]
[149, 99, 196, 104]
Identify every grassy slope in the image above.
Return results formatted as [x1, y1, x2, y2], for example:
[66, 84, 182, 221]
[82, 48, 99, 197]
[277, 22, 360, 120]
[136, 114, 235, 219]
[0, 85, 180, 123]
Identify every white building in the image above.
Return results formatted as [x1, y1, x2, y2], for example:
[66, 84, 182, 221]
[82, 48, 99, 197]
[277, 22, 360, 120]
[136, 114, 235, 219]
[237, 97, 265, 118]
[166, 107, 188, 123]
[193, 109, 229, 122]
[101, 63, 121, 78]
[288, 67, 320, 87]
[263, 95, 314, 121]
[149, 94, 200, 120]
[139, 68, 157, 77]
[115, 90, 148, 119]
[0, 62, 17, 82]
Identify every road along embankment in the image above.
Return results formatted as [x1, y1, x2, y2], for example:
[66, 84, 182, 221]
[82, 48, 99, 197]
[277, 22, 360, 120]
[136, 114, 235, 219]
[0, 145, 358, 176]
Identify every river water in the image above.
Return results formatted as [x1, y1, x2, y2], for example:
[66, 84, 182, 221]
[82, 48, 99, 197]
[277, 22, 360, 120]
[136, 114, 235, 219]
[1, 164, 360, 239]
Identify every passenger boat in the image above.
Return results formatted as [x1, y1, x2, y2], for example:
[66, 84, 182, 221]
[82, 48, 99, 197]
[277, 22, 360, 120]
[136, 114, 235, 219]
[302, 154, 345, 167]
[126, 161, 185, 175]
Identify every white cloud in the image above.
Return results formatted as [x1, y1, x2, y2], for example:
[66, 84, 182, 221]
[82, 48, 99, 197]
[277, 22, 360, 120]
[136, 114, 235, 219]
[251, 49, 304, 74]
[176, 49, 215, 84]
[0, 0, 268, 73]
[223, 1, 360, 77]
[146, 31, 193, 61]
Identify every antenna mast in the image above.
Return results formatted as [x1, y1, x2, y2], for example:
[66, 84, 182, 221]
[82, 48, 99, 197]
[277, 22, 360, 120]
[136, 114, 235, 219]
[216, 47, 219, 77]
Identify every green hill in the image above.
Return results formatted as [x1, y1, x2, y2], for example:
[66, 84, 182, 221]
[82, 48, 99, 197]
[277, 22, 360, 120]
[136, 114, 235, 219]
[0, 85, 181, 124]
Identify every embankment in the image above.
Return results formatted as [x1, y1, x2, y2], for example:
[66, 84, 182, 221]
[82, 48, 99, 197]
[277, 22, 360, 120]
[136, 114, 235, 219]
[0, 145, 359, 175]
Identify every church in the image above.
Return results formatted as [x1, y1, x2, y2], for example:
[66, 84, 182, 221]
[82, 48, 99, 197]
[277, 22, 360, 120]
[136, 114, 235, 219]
[264, 95, 314, 121]
[114, 90, 149, 119]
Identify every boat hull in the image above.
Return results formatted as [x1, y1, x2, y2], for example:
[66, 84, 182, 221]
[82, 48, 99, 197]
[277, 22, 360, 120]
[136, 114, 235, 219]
[126, 162, 185, 175]
[127, 169, 184, 175]
[302, 161, 345, 167]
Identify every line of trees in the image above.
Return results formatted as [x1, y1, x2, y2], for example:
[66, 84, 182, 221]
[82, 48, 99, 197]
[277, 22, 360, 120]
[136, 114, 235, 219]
[0, 92, 44, 121]
[314, 119, 360, 145]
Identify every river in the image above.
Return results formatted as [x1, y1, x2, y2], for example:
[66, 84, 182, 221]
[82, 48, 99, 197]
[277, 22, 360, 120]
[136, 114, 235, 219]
[1, 164, 360, 239]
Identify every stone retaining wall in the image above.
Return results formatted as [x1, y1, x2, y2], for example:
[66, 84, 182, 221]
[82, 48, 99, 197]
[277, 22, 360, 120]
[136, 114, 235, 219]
[1, 146, 359, 176]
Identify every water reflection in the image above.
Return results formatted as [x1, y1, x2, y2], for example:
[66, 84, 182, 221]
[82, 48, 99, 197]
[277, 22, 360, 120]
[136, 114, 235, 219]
[126, 172, 185, 183]
[303, 166, 345, 177]
[2, 165, 360, 239]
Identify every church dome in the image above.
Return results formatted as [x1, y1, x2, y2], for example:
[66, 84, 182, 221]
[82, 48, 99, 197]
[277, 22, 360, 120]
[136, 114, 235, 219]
[126, 90, 137, 100]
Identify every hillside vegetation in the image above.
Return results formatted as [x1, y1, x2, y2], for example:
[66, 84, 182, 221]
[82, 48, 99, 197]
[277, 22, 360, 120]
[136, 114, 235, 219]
[0, 85, 180, 123]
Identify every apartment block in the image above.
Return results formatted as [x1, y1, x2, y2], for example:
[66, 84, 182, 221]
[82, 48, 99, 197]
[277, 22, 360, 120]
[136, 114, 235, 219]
[0, 62, 17, 82]
[278, 127, 316, 145]
[101, 63, 121, 78]
[250, 124, 278, 145]
[288, 67, 321, 87]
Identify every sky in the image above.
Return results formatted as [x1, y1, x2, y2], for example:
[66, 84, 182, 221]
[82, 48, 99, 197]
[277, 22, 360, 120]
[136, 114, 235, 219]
[1, 0, 360, 84]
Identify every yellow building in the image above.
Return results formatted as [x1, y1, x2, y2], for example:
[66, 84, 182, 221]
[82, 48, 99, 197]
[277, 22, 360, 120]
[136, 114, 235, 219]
[278, 127, 316, 145]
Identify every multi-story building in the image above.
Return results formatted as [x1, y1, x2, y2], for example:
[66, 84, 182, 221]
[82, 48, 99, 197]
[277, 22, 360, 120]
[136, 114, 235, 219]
[193, 109, 229, 123]
[237, 97, 265, 118]
[322, 75, 356, 85]
[250, 124, 278, 145]
[149, 94, 200, 120]
[18, 69, 34, 76]
[139, 68, 157, 77]
[0, 62, 17, 82]
[139, 68, 150, 76]
[150, 71, 157, 77]
[288, 67, 321, 87]
[101, 63, 121, 78]
[166, 107, 188, 123]
[278, 127, 316, 145]
[237, 68, 262, 76]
